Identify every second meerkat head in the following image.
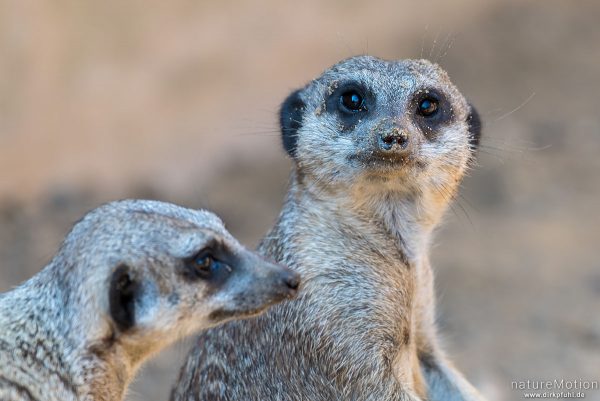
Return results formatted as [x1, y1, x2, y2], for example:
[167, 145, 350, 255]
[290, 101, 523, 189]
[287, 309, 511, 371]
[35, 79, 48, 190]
[280, 56, 481, 195]
[51, 200, 299, 363]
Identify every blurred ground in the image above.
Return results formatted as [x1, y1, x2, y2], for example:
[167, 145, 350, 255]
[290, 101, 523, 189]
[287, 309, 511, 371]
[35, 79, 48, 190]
[1, 1, 599, 400]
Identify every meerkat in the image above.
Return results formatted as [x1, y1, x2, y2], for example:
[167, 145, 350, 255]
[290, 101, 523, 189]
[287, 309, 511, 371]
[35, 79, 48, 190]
[171, 56, 484, 401]
[0, 199, 300, 401]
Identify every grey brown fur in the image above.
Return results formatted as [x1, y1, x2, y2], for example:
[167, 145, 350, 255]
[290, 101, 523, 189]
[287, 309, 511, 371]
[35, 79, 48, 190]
[0, 199, 299, 401]
[172, 56, 485, 400]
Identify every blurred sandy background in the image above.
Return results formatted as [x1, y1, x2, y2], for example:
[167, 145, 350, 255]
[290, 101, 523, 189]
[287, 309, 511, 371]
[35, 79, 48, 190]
[1, 1, 599, 400]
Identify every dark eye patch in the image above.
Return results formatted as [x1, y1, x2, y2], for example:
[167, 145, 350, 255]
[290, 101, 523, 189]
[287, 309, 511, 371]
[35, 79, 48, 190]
[412, 89, 454, 138]
[180, 240, 233, 285]
[326, 81, 373, 132]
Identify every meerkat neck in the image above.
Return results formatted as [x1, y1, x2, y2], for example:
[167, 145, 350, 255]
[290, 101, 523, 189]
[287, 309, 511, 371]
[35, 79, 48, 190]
[0, 265, 133, 401]
[292, 170, 449, 261]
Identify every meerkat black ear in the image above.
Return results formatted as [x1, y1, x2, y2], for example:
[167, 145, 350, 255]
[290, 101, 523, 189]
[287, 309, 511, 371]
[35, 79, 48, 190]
[280, 89, 305, 158]
[466, 103, 482, 148]
[109, 264, 138, 331]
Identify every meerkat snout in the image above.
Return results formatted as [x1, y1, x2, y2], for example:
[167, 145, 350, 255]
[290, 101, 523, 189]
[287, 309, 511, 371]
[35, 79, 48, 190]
[379, 127, 409, 151]
[0, 199, 300, 401]
[375, 121, 411, 161]
[204, 249, 300, 323]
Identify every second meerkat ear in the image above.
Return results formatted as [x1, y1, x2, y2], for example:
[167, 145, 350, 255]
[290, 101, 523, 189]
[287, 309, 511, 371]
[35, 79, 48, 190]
[280, 89, 305, 158]
[109, 264, 139, 331]
[466, 103, 482, 148]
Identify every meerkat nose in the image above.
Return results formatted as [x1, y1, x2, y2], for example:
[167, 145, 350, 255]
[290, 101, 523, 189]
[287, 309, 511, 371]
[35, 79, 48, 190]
[280, 269, 301, 293]
[379, 128, 409, 151]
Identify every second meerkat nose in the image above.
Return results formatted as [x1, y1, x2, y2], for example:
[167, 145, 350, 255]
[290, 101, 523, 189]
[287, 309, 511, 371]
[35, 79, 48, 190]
[379, 127, 409, 151]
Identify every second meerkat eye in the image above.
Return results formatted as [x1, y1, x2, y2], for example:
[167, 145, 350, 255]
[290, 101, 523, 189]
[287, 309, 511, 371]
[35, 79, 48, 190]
[193, 253, 216, 279]
[185, 249, 232, 281]
[340, 90, 365, 112]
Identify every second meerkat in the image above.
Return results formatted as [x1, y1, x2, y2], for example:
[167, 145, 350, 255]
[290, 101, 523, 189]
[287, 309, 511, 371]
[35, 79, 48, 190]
[0, 200, 299, 401]
[173, 56, 484, 401]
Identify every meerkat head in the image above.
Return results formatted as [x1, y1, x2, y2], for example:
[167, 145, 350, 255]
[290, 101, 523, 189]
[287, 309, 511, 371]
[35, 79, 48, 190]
[280, 56, 481, 201]
[54, 200, 299, 363]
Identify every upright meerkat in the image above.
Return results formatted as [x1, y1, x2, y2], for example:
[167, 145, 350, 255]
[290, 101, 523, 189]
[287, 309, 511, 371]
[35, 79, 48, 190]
[172, 56, 484, 401]
[0, 199, 300, 401]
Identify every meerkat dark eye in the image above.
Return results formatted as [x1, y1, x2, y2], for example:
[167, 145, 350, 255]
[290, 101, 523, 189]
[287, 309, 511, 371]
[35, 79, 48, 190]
[413, 90, 452, 138]
[194, 253, 215, 279]
[185, 250, 233, 281]
[340, 90, 365, 112]
[417, 97, 439, 117]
